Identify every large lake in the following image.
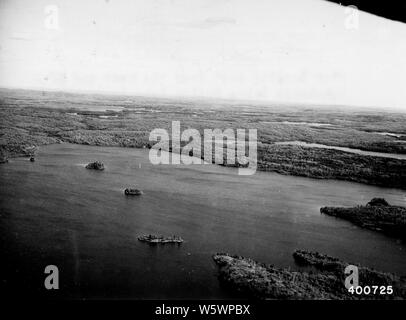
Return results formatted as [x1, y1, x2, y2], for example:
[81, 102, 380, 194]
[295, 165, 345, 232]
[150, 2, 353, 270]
[1, 143, 405, 299]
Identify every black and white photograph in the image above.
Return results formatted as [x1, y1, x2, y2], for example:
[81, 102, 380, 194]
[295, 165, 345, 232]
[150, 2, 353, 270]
[0, 0, 405, 315]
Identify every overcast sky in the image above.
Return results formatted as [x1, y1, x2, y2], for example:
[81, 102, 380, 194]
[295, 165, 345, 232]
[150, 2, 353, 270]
[0, 0, 405, 110]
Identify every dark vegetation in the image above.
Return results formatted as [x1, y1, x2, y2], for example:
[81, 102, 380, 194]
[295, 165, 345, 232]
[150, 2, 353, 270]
[321, 198, 406, 238]
[138, 234, 183, 244]
[367, 198, 389, 206]
[85, 161, 105, 170]
[124, 188, 143, 196]
[257, 145, 406, 189]
[213, 250, 406, 299]
[1, 88, 405, 188]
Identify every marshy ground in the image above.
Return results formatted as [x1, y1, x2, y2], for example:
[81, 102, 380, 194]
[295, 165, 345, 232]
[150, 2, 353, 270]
[1, 88, 406, 188]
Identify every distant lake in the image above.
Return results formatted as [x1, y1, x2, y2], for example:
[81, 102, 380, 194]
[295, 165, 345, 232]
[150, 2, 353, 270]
[262, 121, 333, 127]
[275, 141, 406, 160]
[370, 132, 403, 138]
[1, 143, 405, 299]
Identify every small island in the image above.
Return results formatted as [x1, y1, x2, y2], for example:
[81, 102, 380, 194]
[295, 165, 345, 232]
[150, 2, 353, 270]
[124, 188, 143, 196]
[138, 234, 183, 244]
[320, 198, 406, 238]
[85, 161, 105, 170]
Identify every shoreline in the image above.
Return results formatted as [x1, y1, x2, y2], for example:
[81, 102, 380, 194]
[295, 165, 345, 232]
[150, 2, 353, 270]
[1, 91, 406, 189]
[212, 251, 406, 300]
[3, 141, 406, 191]
[321, 198, 406, 238]
[3, 143, 401, 299]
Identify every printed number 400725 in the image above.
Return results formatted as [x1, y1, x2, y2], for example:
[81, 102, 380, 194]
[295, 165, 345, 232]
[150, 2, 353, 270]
[348, 286, 393, 295]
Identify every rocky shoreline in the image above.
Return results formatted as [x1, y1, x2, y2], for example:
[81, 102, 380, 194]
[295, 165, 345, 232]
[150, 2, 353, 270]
[213, 250, 406, 300]
[320, 198, 406, 238]
[85, 161, 105, 170]
[138, 234, 184, 244]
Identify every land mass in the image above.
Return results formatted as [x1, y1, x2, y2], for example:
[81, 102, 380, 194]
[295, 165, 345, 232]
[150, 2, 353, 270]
[138, 234, 183, 244]
[213, 250, 406, 300]
[85, 161, 105, 170]
[321, 198, 406, 238]
[1, 88, 405, 188]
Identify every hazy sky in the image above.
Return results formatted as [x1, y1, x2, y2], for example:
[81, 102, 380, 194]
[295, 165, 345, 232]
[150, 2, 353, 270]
[0, 0, 405, 109]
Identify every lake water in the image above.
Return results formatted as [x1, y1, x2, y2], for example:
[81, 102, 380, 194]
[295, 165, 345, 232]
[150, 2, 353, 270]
[262, 121, 333, 127]
[275, 141, 406, 160]
[1, 143, 405, 299]
[371, 132, 403, 138]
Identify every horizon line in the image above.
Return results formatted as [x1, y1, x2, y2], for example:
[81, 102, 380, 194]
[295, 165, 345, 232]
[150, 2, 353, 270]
[0, 85, 405, 113]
